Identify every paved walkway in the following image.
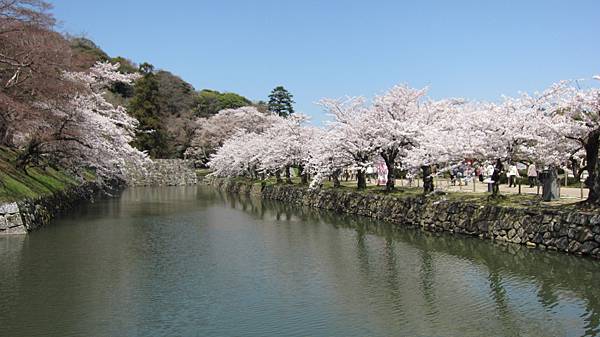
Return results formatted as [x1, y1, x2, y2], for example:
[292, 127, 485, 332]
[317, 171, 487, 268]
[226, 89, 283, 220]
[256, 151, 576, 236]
[393, 178, 588, 199]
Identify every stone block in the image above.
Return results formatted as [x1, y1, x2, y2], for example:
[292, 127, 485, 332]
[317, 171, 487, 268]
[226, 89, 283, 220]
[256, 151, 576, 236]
[5, 213, 23, 227]
[581, 241, 599, 254]
[0, 202, 19, 214]
[590, 215, 600, 226]
[567, 240, 582, 253]
[556, 237, 569, 251]
[3, 225, 26, 235]
[577, 229, 594, 243]
[558, 227, 568, 237]
[0, 215, 7, 230]
[567, 228, 578, 239]
[507, 229, 516, 239]
[543, 238, 555, 247]
[477, 221, 489, 232]
[542, 215, 554, 224]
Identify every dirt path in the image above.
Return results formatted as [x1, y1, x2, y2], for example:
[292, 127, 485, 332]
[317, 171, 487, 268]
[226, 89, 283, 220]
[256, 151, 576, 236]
[391, 178, 588, 199]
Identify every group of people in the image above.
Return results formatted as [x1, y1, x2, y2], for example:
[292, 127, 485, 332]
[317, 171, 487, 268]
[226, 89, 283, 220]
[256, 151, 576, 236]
[449, 163, 474, 186]
[476, 161, 539, 191]
[342, 161, 389, 186]
[342, 160, 541, 191]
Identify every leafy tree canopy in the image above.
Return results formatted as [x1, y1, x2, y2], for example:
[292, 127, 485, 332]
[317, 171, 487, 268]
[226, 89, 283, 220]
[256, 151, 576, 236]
[128, 63, 169, 158]
[193, 89, 252, 117]
[268, 86, 295, 117]
[156, 70, 196, 116]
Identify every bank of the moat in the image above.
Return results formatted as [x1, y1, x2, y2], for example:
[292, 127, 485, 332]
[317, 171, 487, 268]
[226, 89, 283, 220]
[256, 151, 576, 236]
[0, 159, 198, 235]
[0, 181, 113, 234]
[210, 178, 600, 259]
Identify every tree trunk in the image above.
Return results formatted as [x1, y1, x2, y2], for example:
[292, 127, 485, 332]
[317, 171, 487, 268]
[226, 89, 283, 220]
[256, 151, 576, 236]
[275, 169, 282, 184]
[0, 118, 10, 147]
[569, 157, 581, 181]
[285, 165, 292, 184]
[585, 131, 600, 204]
[332, 169, 341, 188]
[422, 165, 434, 193]
[357, 169, 367, 190]
[381, 149, 397, 192]
[299, 164, 309, 185]
[15, 139, 42, 171]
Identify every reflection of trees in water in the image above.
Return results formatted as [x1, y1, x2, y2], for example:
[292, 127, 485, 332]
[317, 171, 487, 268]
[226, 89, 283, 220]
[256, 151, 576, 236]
[383, 236, 404, 314]
[584, 302, 600, 337]
[487, 270, 514, 331]
[419, 250, 437, 318]
[215, 189, 600, 334]
[82, 186, 221, 219]
[217, 188, 600, 334]
[355, 226, 372, 279]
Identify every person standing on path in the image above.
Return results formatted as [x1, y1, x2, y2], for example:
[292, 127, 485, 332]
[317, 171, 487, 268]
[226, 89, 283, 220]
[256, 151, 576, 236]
[527, 163, 538, 188]
[485, 161, 495, 192]
[492, 159, 503, 194]
[507, 163, 519, 188]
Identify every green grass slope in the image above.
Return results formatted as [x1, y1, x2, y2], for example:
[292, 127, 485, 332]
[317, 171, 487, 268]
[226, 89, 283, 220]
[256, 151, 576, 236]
[0, 147, 92, 203]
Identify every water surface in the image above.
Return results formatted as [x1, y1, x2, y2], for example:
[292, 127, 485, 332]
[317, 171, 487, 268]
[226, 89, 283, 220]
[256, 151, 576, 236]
[1, 186, 599, 337]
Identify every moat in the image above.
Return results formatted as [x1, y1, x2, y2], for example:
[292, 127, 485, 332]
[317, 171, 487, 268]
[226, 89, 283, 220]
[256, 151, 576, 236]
[1, 185, 599, 337]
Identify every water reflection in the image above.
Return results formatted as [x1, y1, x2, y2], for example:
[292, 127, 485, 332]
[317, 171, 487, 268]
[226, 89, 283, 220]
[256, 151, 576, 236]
[216, 188, 600, 337]
[0, 185, 598, 337]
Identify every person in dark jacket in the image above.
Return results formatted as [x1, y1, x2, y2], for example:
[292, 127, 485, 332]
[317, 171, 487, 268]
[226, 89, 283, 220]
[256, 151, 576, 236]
[491, 159, 503, 195]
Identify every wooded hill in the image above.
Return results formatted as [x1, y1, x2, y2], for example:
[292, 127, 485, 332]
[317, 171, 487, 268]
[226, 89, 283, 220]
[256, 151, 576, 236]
[69, 37, 261, 158]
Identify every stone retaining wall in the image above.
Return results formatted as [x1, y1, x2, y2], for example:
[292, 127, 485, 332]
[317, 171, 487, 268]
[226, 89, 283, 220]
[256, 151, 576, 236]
[126, 159, 197, 186]
[0, 181, 115, 235]
[211, 178, 600, 259]
[0, 202, 26, 234]
[1, 158, 197, 235]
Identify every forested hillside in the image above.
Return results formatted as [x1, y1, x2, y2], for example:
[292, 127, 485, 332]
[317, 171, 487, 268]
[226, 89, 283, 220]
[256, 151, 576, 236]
[0, 0, 292, 204]
[65, 37, 258, 158]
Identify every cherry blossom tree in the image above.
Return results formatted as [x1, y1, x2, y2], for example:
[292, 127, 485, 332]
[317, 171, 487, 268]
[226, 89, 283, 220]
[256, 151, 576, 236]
[307, 127, 354, 189]
[257, 114, 313, 184]
[371, 84, 426, 191]
[319, 96, 377, 189]
[404, 98, 475, 193]
[207, 113, 314, 183]
[15, 61, 147, 182]
[185, 106, 279, 165]
[457, 94, 556, 196]
[205, 73, 600, 204]
[0, 0, 75, 146]
[207, 131, 264, 178]
[541, 79, 600, 203]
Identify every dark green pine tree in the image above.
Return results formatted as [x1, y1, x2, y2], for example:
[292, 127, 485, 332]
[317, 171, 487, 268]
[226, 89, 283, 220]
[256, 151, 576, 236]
[128, 63, 169, 158]
[267, 86, 295, 117]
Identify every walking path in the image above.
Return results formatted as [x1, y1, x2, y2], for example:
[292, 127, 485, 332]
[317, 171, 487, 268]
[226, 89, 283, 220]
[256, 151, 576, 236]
[383, 178, 588, 200]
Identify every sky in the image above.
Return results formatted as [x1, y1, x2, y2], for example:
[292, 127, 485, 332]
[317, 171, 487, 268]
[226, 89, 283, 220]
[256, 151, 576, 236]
[52, 0, 600, 124]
